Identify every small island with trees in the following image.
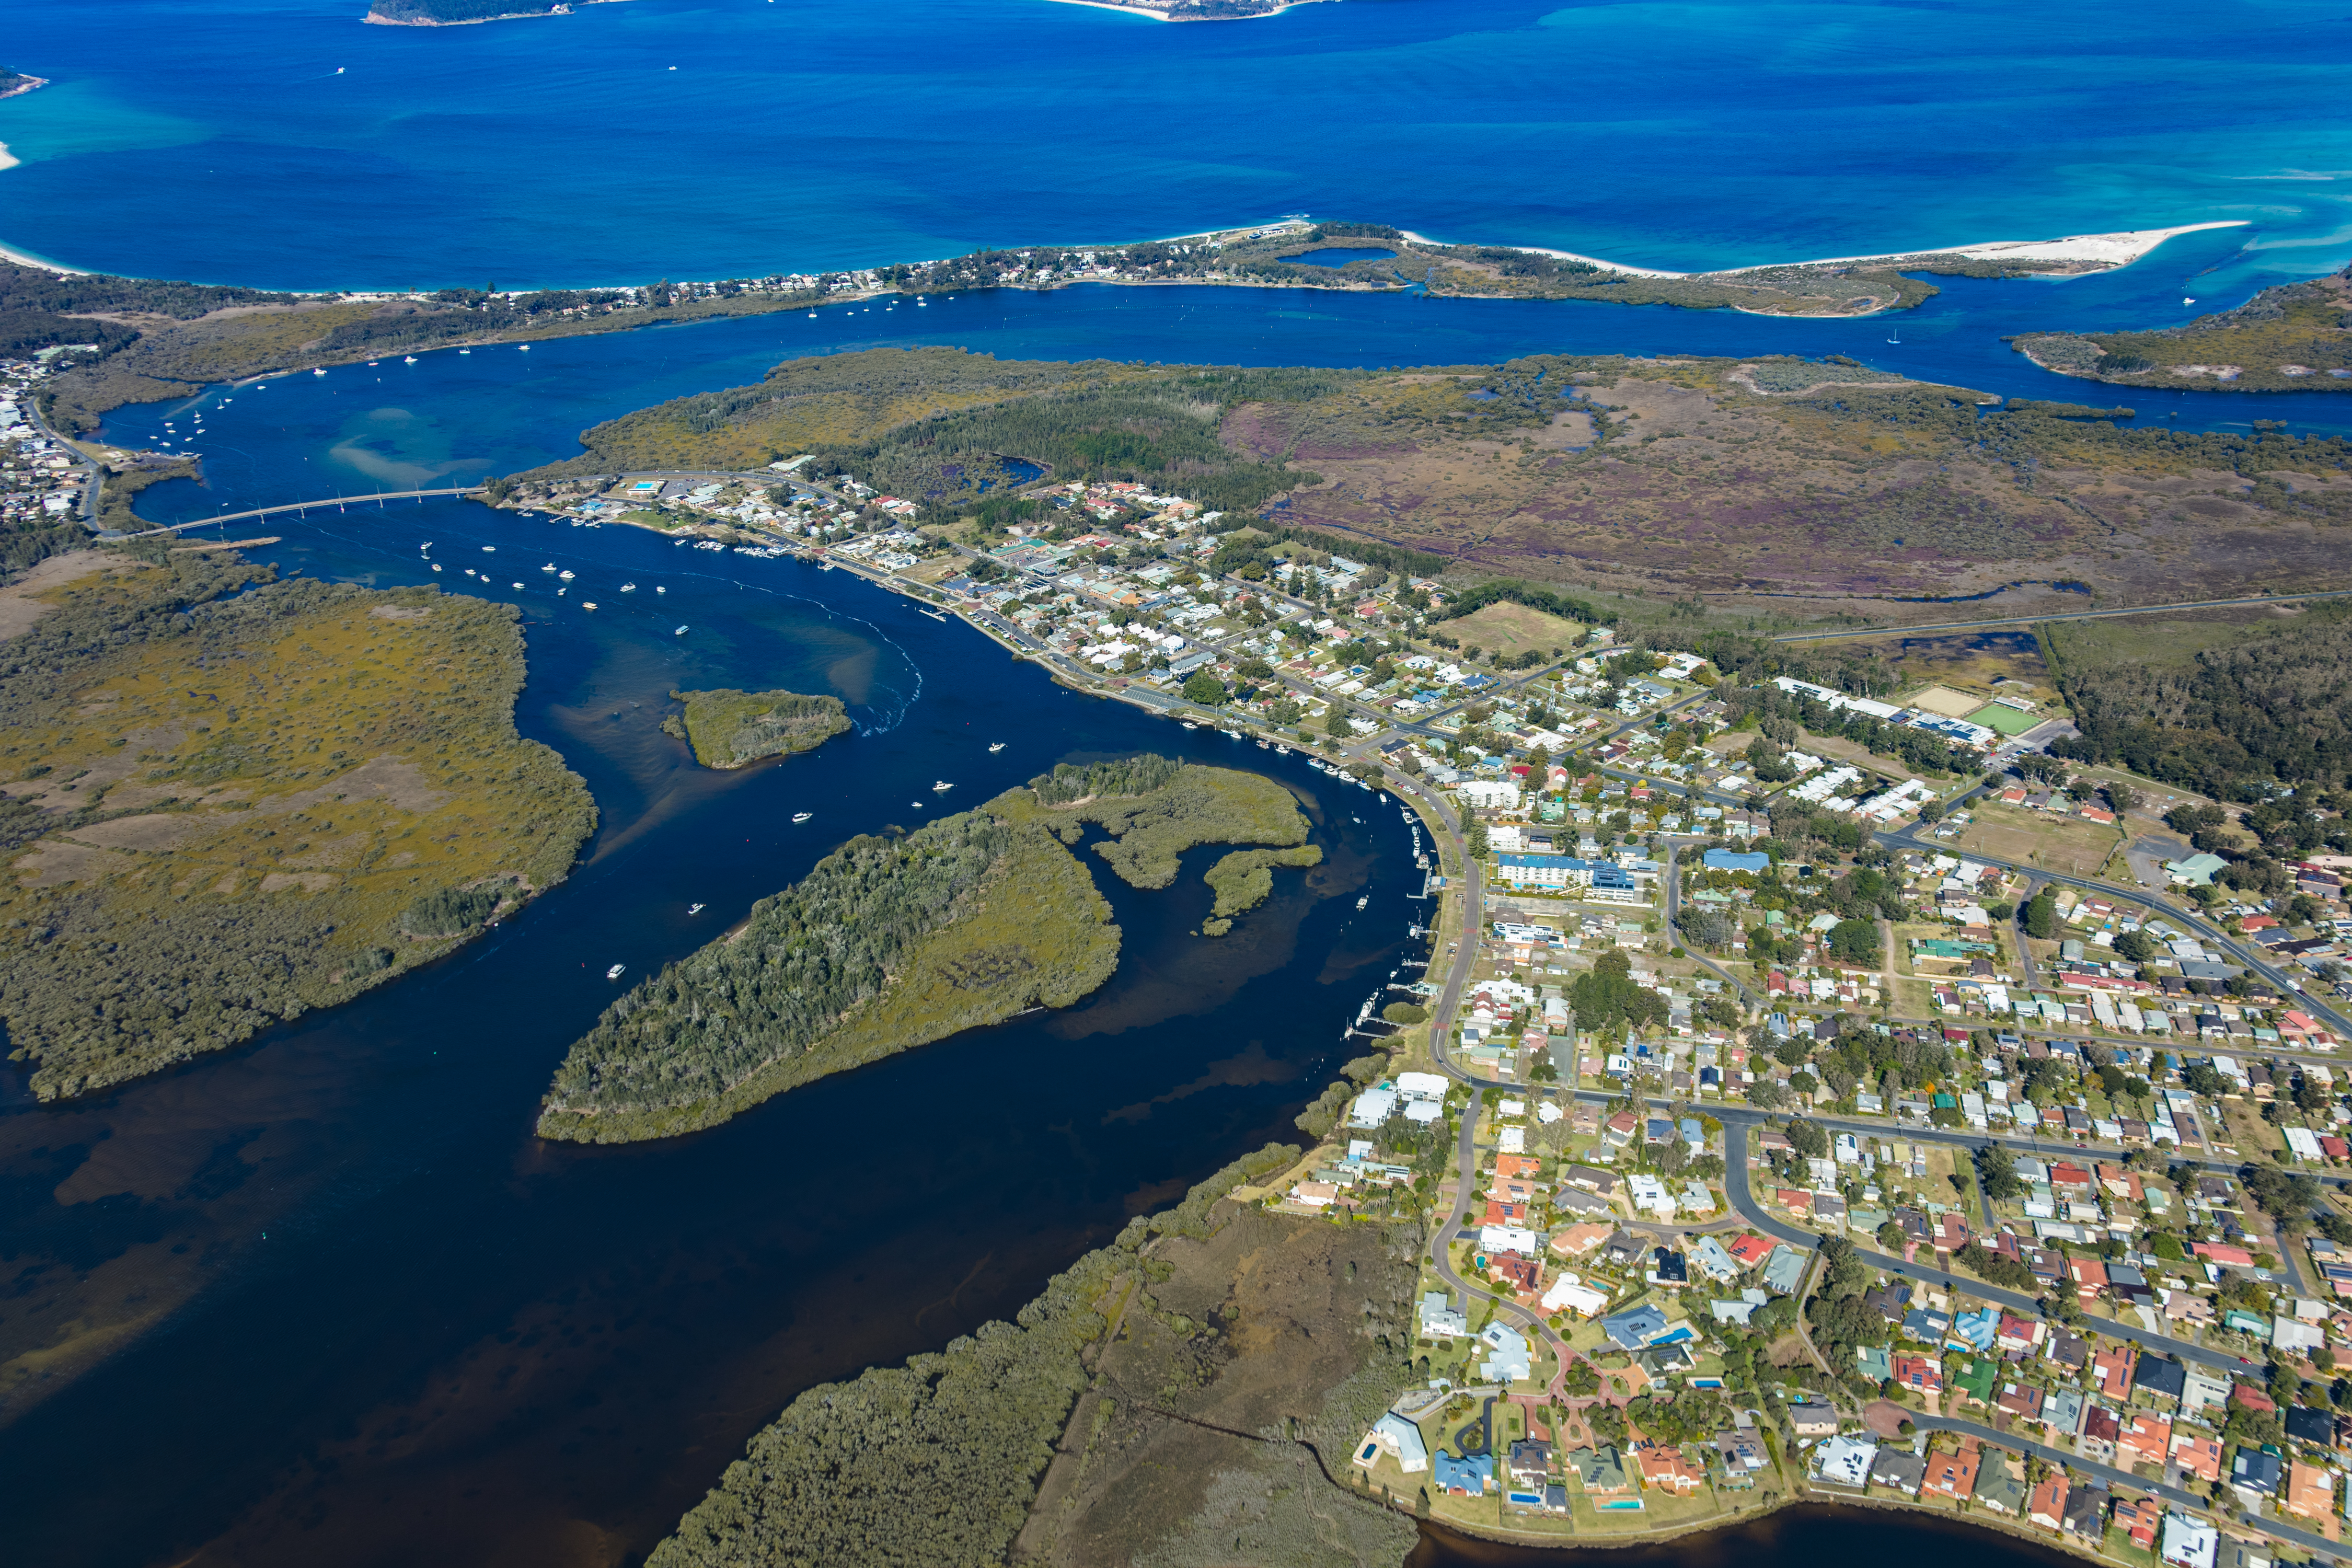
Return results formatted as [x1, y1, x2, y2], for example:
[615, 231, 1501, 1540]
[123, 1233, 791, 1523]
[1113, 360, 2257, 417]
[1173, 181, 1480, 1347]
[661, 687, 849, 770]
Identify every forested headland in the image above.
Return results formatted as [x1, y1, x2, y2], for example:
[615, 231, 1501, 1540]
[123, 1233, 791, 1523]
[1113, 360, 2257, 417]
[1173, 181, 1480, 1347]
[662, 687, 848, 769]
[0, 553, 595, 1099]
[2014, 261, 2352, 394]
[536, 758, 1311, 1143]
[648, 1141, 1423, 1568]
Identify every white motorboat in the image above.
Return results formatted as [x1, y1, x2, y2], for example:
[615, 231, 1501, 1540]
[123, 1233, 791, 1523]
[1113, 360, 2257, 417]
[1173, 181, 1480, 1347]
[1356, 895, 1369, 910]
[674, 625, 688, 636]
[1181, 721, 1197, 731]
[541, 563, 557, 572]
[932, 780, 954, 793]
[403, 355, 419, 363]
[313, 367, 327, 376]
[431, 564, 442, 572]
[620, 582, 637, 592]
[606, 963, 626, 979]
[582, 601, 597, 609]
[655, 586, 666, 594]
[792, 812, 813, 823]
[688, 904, 705, 914]
[988, 742, 1004, 753]
[558, 570, 574, 580]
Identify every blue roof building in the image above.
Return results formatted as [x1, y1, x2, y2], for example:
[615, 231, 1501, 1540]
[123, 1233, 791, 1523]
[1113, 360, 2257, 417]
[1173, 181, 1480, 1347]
[1435, 1450, 1494, 1495]
[1702, 848, 1771, 873]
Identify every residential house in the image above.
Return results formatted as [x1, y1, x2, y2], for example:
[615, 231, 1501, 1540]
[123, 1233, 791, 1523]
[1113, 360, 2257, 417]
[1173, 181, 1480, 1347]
[1477, 1322, 1533, 1382]
[2285, 1459, 2334, 1523]
[2117, 1413, 2173, 1470]
[2092, 1345, 2136, 1401]
[2160, 1511, 2219, 1568]
[2080, 1404, 2123, 1463]
[2133, 1354, 2188, 1409]
[1788, 1399, 1838, 1437]
[1922, 1445, 1982, 1501]
[1355, 1413, 1432, 1473]
[1720, 1429, 1768, 1475]
[1598, 1304, 1669, 1353]
[1893, 1353, 1943, 1394]
[1435, 1451, 1495, 1496]
[1870, 1447, 1927, 1495]
[1812, 1434, 1878, 1489]
[1507, 1438, 1554, 1486]
[1974, 1453, 2028, 1515]
[2230, 1447, 2280, 1500]
[1634, 1438, 1707, 1494]
[1997, 1382, 2045, 1423]
[1419, 1292, 1469, 1339]
[2028, 1468, 2071, 1531]
[2112, 1494, 2162, 1549]
[1572, 1445, 1632, 1495]
[2061, 1483, 2111, 1539]
[2169, 1431, 2222, 1484]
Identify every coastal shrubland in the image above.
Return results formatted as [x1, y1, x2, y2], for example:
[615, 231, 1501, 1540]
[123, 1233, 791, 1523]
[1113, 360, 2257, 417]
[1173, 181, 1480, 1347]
[537, 758, 1312, 1142]
[520, 348, 1346, 514]
[0, 555, 596, 1099]
[649, 1142, 1421, 1568]
[1047, 763, 1310, 889]
[1201, 844, 1323, 935]
[661, 687, 848, 769]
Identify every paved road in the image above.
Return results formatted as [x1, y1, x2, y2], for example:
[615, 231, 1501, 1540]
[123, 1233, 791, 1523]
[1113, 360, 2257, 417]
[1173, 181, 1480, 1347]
[1715, 1120, 2265, 1376]
[1907, 1411, 2341, 1560]
[1769, 589, 2352, 645]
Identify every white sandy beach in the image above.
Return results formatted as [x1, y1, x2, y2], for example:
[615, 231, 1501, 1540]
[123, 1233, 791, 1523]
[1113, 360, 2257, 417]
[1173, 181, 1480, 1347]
[1039, 0, 1173, 17]
[1398, 219, 2248, 279]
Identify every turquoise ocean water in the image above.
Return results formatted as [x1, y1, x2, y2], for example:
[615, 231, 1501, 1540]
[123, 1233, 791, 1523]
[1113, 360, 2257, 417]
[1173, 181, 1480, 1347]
[4, 0, 2350, 293]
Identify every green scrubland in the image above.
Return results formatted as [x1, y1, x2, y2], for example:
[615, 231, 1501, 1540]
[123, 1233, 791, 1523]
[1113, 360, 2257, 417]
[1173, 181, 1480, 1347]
[0, 555, 595, 1099]
[663, 687, 849, 769]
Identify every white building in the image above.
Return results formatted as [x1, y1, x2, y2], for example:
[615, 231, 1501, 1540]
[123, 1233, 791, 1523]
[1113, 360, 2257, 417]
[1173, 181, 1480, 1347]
[2160, 1513, 2218, 1568]
[1356, 1413, 1431, 1473]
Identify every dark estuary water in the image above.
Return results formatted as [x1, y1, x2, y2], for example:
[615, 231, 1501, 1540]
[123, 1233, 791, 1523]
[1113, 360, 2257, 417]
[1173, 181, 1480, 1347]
[0, 496, 1421, 1567]
[1413, 1503, 2084, 1568]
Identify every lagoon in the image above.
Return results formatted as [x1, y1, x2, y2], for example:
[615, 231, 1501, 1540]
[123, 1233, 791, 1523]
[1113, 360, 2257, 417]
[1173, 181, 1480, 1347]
[97, 232, 2352, 529]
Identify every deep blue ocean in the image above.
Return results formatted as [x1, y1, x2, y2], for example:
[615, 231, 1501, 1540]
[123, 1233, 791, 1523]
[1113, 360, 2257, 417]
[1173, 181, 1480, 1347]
[4, 0, 2350, 296]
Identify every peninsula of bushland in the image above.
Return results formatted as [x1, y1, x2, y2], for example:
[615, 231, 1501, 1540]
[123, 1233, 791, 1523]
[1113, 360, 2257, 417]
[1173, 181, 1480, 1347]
[2015, 260, 2352, 393]
[0, 551, 596, 1100]
[536, 755, 1309, 1143]
[509, 342, 2352, 617]
[661, 687, 849, 769]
